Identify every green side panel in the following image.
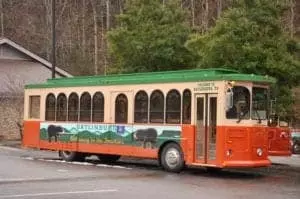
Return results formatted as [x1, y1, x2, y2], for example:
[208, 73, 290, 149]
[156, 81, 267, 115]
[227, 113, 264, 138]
[39, 123, 183, 149]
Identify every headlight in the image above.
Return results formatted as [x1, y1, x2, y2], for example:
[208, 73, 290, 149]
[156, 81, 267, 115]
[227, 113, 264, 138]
[226, 149, 232, 156]
[256, 148, 263, 157]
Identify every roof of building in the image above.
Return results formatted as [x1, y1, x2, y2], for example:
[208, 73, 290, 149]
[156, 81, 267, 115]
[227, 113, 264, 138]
[25, 68, 276, 89]
[0, 37, 72, 77]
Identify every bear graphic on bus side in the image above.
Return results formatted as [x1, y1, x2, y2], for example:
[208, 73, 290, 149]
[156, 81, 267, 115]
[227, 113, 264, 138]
[133, 128, 157, 149]
[47, 125, 64, 142]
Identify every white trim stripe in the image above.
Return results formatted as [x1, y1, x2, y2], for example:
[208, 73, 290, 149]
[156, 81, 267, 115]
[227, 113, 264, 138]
[0, 189, 118, 198]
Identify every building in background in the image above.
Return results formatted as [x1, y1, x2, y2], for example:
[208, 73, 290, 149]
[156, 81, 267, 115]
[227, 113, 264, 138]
[0, 37, 72, 140]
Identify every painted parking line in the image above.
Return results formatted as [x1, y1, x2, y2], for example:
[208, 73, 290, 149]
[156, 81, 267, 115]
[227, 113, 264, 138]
[0, 189, 118, 198]
[22, 157, 132, 170]
[0, 146, 23, 152]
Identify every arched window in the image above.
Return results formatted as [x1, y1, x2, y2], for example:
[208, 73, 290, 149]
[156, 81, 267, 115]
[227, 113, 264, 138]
[45, 93, 56, 121]
[166, 89, 181, 124]
[134, 91, 148, 123]
[182, 89, 191, 124]
[115, 94, 128, 123]
[56, 93, 67, 121]
[150, 90, 164, 123]
[68, 93, 79, 121]
[80, 92, 91, 121]
[92, 92, 104, 122]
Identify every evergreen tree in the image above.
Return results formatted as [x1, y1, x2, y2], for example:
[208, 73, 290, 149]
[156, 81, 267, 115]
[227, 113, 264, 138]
[186, 0, 300, 117]
[107, 0, 194, 73]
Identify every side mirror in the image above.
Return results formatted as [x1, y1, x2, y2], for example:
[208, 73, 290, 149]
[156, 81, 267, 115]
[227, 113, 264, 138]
[226, 88, 233, 111]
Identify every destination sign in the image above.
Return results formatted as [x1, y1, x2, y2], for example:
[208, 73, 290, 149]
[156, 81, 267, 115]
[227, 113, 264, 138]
[193, 82, 218, 92]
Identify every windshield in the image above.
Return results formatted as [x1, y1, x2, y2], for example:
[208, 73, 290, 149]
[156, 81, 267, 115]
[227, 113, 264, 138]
[252, 87, 268, 120]
[226, 86, 250, 119]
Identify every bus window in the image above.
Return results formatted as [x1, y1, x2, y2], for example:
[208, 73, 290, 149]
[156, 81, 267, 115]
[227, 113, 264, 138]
[166, 89, 181, 124]
[134, 91, 148, 123]
[68, 93, 79, 121]
[182, 89, 191, 124]
[56, 93, 67, 121]
[226, 86, 250, 119]
[150, 90, 164, 123]
[80, 92, 91, 122]
[45, 93, 56, 121]
[115, 94, 128, 123]
[92, 92, 104, 122]
[252, 87, 268, 121]
[29, 96, 40, 119]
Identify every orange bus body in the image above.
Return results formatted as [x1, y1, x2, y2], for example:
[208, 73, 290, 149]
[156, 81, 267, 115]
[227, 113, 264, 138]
[23, 120, 270, 168]
[268, 127, 291, 156]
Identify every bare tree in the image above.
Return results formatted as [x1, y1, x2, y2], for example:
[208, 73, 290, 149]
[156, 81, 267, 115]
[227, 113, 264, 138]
[82, 0, 86, 57]
[216, 0, 222, 18]
[289, 0, 295, 38]
[43, 0, 53, 60]
[202, 0, 209, 32]
[90, 0, 99, 75]
[191, 0, 195, 27]
[0, 0, 4, 37]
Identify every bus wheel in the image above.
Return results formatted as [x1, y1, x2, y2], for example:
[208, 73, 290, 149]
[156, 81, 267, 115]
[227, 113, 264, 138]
[160, 143, 185, 173]
[59, 151, 85, 162]
[97, 154, 121, 163]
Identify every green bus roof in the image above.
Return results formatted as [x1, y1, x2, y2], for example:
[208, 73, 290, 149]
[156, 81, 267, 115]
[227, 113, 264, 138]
[25, 68, 276, 89]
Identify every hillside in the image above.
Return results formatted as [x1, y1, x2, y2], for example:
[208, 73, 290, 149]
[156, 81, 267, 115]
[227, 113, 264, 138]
[1, 0, 299, 76]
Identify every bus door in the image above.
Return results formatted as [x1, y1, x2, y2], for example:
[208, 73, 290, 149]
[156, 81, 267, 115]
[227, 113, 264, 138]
[194, 94, 218, 164]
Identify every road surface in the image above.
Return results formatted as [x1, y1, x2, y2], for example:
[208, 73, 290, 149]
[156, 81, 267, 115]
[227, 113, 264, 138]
[0, 146, 299, 199]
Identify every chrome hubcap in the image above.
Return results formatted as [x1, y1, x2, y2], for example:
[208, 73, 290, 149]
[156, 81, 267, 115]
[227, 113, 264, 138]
[165, 148, 180, 168]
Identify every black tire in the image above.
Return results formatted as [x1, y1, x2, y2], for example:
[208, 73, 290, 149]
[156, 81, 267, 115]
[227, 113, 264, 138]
[160, 143, 185, 173]
[97, 154, 121, 163]
[59, 151, 86, 162]
[292, 142, 300, 154]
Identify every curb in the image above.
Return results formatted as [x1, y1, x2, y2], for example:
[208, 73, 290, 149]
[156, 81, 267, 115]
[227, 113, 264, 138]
[0, 141, 21, 148]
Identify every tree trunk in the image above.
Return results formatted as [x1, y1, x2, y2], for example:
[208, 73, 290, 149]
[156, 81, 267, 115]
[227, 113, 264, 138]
[203, 0, 209, 32]
[289, 0, 295, 38]
[191, 0, 195, 27]
[90, 0, 98, 75]
[0, 0, 4, 37]
[217, 0, 222, 18]
[82, 0, 86, 57]
[43, 0, 52, 60]
[104, 0, 110, 75]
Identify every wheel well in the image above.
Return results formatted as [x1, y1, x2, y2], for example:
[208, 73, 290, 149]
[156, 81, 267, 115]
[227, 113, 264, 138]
[158, 141, 181, 166]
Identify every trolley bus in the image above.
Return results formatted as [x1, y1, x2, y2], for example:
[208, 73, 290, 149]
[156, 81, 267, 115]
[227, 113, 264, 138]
[267, 115, 291, 156]
[22, 68, 275, 172]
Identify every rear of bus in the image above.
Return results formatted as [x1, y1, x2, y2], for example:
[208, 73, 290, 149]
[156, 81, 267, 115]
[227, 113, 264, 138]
[267, 116, 291, 156]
